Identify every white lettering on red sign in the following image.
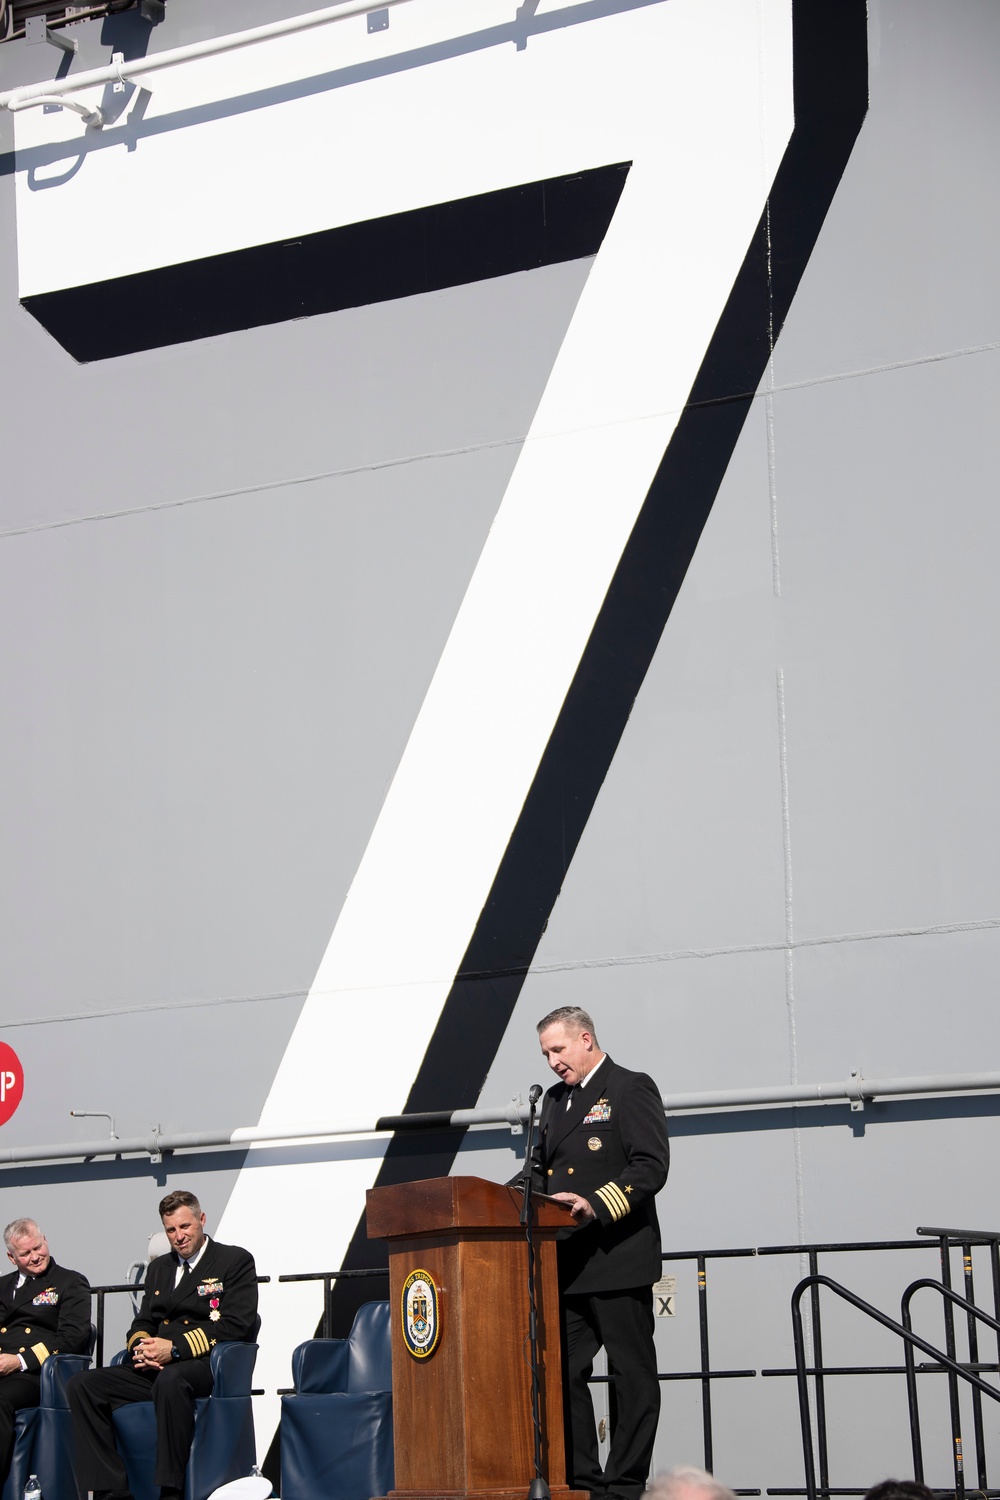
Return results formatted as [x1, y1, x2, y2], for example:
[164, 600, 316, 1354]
[0, 1044, 24, 1125]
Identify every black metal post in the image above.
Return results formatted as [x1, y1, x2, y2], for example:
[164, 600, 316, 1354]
[519, 1086, 551, 1500]
[808, 1249, 830, 1497]
[937, 1234, 965, 1498]
[991, 1240, 1000, 1355]
[696, 1255, 714, 1472]
[95, 1287, 106, 1369]
[790, 1283, 818, 1500]
[900, 1299, 925, 1483]
[961, 1244, 988, 1491]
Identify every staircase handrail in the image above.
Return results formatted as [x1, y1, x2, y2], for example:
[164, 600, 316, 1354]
[791, 1273, 1000, 1500]
[900, 1276, 1000, 1487]
[916, 1224, 1000, 1245]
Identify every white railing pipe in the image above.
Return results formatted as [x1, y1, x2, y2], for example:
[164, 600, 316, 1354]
[6, 92, 103, 124]
[663, 1070, 1000, 1110]
[0, 0, 415, 118]
[0, 1068, 998, 1168]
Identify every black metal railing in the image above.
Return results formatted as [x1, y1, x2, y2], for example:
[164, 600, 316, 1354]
[659, 1230, 1000, 1497]
[84, 1267, 394, 1367]
[646, 1245, 761, 1493]
[913, 1225, 1000, 1494]
[270, 1268, 391, 1392]
[790, 1273, 1000, 1500]
[276, 1267, 390, 1339]
[658, 1238, 942, 1495]
[901, 1277, 1000, 1491]
[758, 1238, 936, 1498]
[81, 1226, 1000, 1496]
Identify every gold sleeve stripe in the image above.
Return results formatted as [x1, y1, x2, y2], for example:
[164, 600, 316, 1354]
[595, 1186, 624, 1220]
[595, 1182, 631, 1221]
[605, 1181, 631, 1215]
[184, 1328, 211, 1358]
[31, 1342, 51, 1365]
[127, 1332, 145, 1349]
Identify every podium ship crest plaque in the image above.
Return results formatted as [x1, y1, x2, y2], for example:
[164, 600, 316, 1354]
[401, 1268, 440, 1359]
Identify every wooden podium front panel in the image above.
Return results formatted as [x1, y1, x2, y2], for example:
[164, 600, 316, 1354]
[389, 1236, 464, 1491]
[387, 1230, 566, 1493]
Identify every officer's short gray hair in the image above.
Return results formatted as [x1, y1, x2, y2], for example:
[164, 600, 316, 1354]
[536, 1006, 598, 1045]
[3, 1218, 41, 1252]
[648, 1467, 738, 1500]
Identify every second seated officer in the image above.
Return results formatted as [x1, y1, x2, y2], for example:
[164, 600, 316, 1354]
[69, 1189, 258, 1500]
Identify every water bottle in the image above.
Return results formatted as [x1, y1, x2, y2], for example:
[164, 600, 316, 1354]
[24, 1475, 41, 1500]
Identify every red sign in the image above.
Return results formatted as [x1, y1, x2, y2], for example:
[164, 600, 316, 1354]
[0, 1043, 24, 1126]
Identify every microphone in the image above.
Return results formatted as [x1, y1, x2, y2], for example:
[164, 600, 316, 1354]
[528, 1083, 543, 1105]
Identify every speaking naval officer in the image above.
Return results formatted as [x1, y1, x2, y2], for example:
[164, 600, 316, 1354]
[69, 1190, 258, 1500]
[529, 1006, 669, 1500]
[0, 1219, 91, 1483]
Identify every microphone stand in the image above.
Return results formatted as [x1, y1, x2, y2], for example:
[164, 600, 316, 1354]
[519, 1086, 550, 1500]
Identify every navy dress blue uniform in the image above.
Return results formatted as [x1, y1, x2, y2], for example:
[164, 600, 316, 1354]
[69, 1239, 257, 1495]
[0, 1259, 91, 1480]
[531, 1057, 669, 1500]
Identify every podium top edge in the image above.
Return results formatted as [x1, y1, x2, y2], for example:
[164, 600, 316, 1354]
[366, 1175, 571, 1239]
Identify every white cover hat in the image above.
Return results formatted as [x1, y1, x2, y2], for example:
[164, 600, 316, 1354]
[206, 1476, 273, 1500]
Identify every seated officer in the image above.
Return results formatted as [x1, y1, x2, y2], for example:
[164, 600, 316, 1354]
[0, 1219, 91, 1484]
[69, 1190, 257, 1500]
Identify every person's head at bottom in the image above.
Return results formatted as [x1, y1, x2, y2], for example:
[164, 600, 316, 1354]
[863, 1482, 935, 1500]
[647, 1466, 738, 1500]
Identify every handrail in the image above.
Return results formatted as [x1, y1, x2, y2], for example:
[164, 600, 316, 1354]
[916, 1224, 1000, 1489]
[791, 1274, 1000, 1500]
[901, 1277, 1000, 1487]
[662, 1236, 940, 1494]
[77, 1232, 1000, 1495]
[0, 0, 416, 123]
[3, 1067, 1000, 1170]
[664, 1069, 1000, 1112]
[917, 1224, 1000, 1243]
[278, 1267, 389, 1338]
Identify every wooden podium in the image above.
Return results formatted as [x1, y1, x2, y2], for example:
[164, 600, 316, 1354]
[367, 1175, 585, 1500]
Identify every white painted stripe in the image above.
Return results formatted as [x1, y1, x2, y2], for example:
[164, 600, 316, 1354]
[213, 0, 794, 1433]
[12, 0, 790, 299]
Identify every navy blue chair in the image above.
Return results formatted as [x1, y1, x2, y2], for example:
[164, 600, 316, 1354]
[280, 1300, 393, 1500]
[3, 1341, 95, 1500]
[109, 1337, 259, 1500]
